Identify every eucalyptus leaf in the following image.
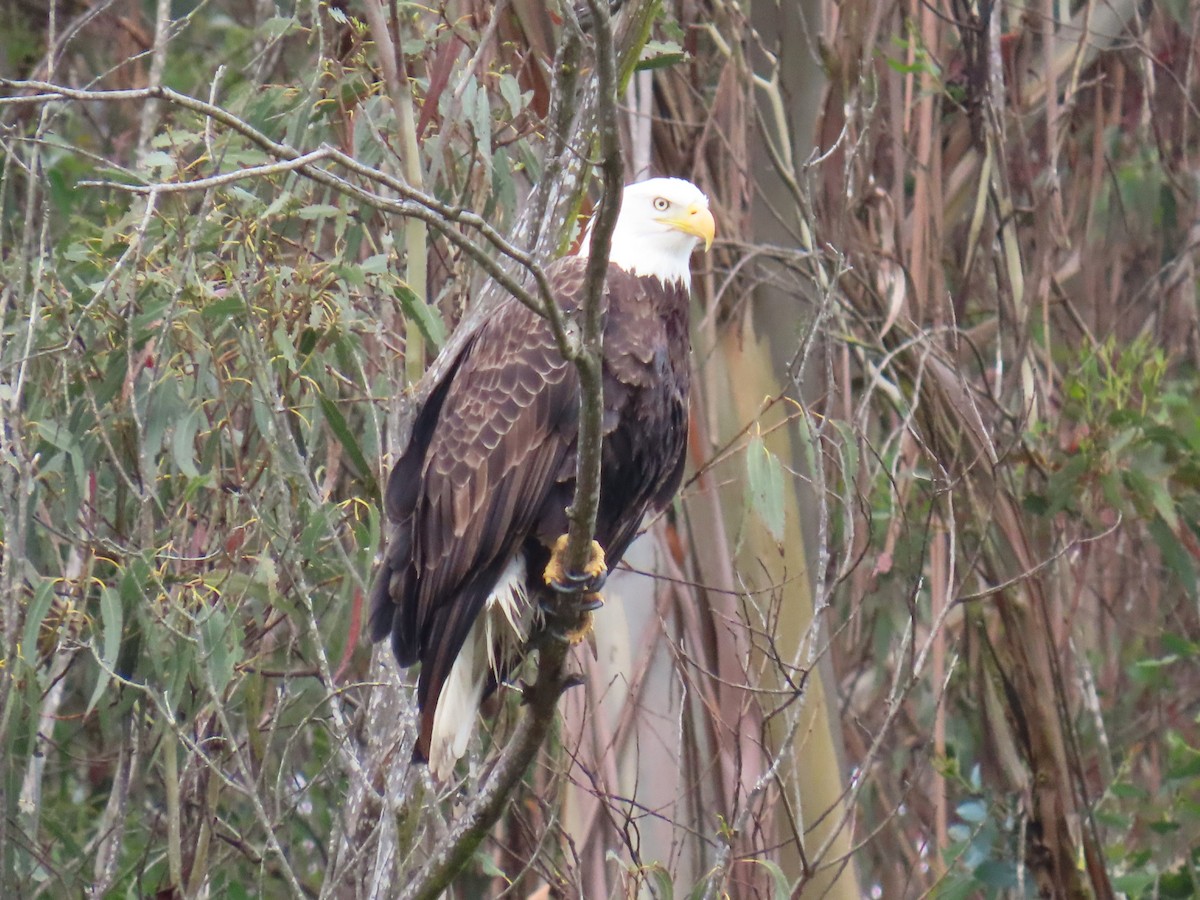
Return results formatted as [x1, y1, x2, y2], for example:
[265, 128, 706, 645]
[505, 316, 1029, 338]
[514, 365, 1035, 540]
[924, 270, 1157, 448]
[86, 587, 123, 715]
[745, 433, 786, 545]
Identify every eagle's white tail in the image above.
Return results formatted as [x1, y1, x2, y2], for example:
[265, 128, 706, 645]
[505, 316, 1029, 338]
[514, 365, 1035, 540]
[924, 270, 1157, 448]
[427, 556, 532, 781]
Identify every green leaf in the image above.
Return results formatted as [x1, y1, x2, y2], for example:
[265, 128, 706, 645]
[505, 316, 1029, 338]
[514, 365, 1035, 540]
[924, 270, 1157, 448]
[200, 607, 243, 697]
[745, 433, 786, 544]
[1167, 749, 1200, 780]
[475, 849, 508, 880]
[956, 798, 988, 823]
[336, 262, 367, 287]
[1109, 781, 1148, 800]
[1161, 632, 1200, 656]
[22, 580, 57, 667]
[747, 858, 791, 900]
[394, 283, 445, 350]
[87, 586, 123, 715]
[498, 73, 525, 117]
[263, 188, 298, 218]
[636, 39, 688, 71]
[201, 295, 246, 322]
[647, 863, 674, 900]
[973, 859, 1018, 889]
[931, 875, 978, 900]
[1023, 492, 1050, 516]
[318, 392, 378, 499]
[273, 322, 298, 371]
[297, 327, 321, 358]
[1145, 476, 1180, 532]
[142, 150, 176, 175]
[259, 14, 296, 38]
[1095, 810, 1131, 830]
[359, 253, 390, 275]
[171, 408, 203, 479]
[297, 203, 342, 220]
[1149, 516, 1197, 598]
[1044, 453, 1090, 515]
[144, 378, 186, 458]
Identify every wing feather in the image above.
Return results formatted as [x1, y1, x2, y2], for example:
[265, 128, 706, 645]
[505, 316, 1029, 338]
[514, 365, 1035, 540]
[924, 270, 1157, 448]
[372, 258, 590, 757]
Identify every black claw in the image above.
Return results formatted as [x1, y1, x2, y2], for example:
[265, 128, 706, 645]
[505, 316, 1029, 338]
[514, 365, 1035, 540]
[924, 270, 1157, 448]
[547, 567, 608, 595]
[539, 591, 604, 616]
[559, 673, 587, 695]
[577, 593, 604, 612]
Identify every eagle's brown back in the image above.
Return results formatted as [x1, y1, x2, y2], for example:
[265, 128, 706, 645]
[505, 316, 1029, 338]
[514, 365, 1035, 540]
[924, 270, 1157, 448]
[368, 256, 691, 763]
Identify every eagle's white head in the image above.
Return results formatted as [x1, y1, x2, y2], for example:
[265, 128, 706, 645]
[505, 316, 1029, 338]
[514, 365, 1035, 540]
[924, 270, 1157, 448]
[580, 177, 715, 287]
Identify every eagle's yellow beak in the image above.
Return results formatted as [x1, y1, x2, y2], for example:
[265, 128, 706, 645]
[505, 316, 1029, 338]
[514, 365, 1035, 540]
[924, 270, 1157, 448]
[663, 203, 716, 252]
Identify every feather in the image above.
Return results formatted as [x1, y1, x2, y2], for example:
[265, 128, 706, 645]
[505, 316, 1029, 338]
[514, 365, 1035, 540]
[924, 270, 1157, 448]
[427, 555, 533, 780]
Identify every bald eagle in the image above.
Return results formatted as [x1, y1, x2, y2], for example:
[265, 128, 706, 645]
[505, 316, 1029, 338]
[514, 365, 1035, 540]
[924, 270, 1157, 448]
[369, 178, 714, 779]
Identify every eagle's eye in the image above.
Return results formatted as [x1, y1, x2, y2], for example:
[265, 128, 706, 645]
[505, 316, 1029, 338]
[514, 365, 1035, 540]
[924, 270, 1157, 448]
[652, 197, 670, 211]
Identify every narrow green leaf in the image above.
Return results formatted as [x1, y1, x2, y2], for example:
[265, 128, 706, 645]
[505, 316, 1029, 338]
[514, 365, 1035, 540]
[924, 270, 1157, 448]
[475, 850, 508, 880]
[636, 39, 689, 71]
[298, 327, 321, 357]
[394, 283, 445, 350]
[142, 150, 176, 175]
[956, 798, 988, 823]
[263, 188, 297, 218]
[171, 408, 202, 478]
[648, 864, 674, 900]
[1147, 479, 1180, 531]
[1167, 749, 1200, 780]
[273, 322, 298, 371]
[1149, 517, 1197, 598]
[201, 295, 246, 321]
[200, 607, 239, 697]
[297, 203, 341, 220]
[470, 76, 493, 169]
[359, 253, 389, 275]
[318, 393, 378, 499]
[259, 14, 296, 38]
[747, 858, 791, 900]
[1109, 781, 1148, 800]
[1160, 632, 1200, 656]
[22, 580, 57, 666]
[745, 433, 786, 544]
[87, 587, 123, 715]
[498, 73, 524, 117]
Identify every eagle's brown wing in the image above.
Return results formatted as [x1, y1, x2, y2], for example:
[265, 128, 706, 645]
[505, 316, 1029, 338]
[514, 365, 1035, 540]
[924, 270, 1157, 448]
[368, 258, 589, 759]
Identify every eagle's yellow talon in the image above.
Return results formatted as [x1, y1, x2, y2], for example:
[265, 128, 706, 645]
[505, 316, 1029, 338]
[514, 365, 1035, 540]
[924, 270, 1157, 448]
[583, 541, 607, 581]
[543, 535, 607, 590]
[564, 610, 595, 645]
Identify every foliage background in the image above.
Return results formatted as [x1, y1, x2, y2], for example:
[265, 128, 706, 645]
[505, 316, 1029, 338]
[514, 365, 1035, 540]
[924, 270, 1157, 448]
[3, 1, 1200, 898]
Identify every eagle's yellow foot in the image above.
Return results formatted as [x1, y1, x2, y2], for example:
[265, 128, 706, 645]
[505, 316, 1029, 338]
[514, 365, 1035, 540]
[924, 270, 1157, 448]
[562, 605, 598, 645]
[543, 535, 608, 595]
